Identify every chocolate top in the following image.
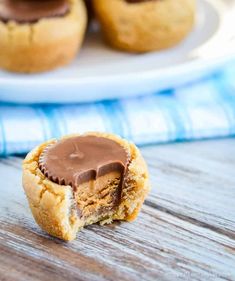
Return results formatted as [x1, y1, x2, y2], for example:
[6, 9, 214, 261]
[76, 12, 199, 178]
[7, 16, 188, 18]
[125, 0, 153, 3]
[0, 0, 69, 23]
[39, 136, 129, 188]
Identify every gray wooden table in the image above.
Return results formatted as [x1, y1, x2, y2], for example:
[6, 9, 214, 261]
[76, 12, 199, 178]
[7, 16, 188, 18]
[0, 139, 235, 281]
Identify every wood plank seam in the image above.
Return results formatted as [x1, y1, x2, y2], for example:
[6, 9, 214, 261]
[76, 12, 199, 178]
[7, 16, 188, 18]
[145, 200, 235, 240]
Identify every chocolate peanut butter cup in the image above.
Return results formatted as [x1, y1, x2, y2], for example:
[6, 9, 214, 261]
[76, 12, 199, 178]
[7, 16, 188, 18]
[125, 0, 153, 3]
[39, 136, 130, 218]
[0, 0, 69, 23]
[39, 136, 129, 188]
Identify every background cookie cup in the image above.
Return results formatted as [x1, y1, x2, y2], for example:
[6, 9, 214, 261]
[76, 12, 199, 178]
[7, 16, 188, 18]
[93, 0, 196, 53]
[22, 132, 150, 241]
[0, 0, 87, 73]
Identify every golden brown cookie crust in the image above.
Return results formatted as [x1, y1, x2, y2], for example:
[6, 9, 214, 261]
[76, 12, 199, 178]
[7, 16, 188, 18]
[22, 132, 150, 241]
[93, 0, 196, 52]
[0, 0, 87, 73]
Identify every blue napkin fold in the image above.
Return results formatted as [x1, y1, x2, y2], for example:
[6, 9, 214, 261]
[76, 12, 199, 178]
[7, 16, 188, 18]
[0, 63, 235, 156]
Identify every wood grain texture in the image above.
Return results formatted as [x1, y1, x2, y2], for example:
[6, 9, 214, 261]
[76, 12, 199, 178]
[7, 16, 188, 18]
[143, 139, 235, 239]
[0, 139, 235, 281]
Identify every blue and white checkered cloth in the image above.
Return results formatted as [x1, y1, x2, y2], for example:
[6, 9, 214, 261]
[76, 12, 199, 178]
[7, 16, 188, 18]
[0, 63, 235, 156]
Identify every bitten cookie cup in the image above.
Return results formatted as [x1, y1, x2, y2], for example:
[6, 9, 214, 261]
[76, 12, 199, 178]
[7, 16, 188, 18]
[0, 0, 87, 73]
[22, 133, 150, 241]
[93, 0, 196, 53]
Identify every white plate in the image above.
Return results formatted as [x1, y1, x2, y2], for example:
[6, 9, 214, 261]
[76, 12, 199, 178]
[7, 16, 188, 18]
[0, 0, 234, 104]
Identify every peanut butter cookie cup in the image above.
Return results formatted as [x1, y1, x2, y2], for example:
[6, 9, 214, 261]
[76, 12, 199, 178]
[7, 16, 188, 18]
[22, 132, 150, 241]
[0, 0, 87, 73]
[93, 0, 196, 52]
